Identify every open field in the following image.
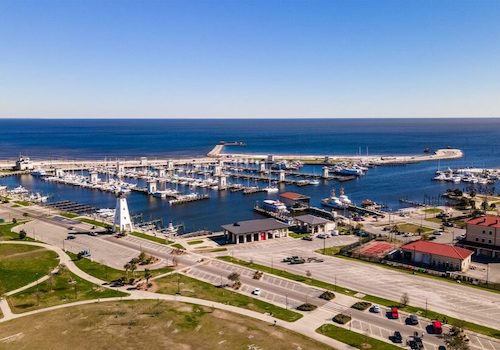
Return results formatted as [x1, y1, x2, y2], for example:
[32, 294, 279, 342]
[7, 266, 127, 313]
[317, 324, 400, 350]
[155, 273, 302, 322]
[66, 252, 172, 282]
[0, 244, 59, 294]
[59, 212, 79, 219]
[0, 300, 331, 350]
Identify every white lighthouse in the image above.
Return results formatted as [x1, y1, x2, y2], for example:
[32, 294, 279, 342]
[113, 193, 133, 233]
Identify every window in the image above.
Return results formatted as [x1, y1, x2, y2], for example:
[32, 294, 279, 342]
[482, 239, 485, 242]
[490, 231, 493, 235]
[489, 240, 492, 244]
[482, 230, 486, 234]
[475, 238, 479, 242]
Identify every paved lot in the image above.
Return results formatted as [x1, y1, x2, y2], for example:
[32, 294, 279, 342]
[229, 237, 500, 330]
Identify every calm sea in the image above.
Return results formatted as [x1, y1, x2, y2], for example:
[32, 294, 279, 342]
[1, 118, 499, 231]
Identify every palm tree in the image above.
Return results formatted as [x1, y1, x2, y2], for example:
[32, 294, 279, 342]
[123, 262, 131, 278]
[144, 269, 152, 286]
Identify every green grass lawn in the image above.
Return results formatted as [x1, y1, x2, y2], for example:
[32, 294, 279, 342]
[129, 231, 173, 244]
[66, 252, 172, 282]
[425, 217, 443, 224]
[171, 243, 185, 250]
[7, 266, 127, 313]
[0, 222, 33, 241]
[0, 244, 59, 295]
[218, 256, 357, 296]
[13, 200, 31, 207]
[155, 273, 302, 322]
[315, 246, 343, 256]
[187, 239, 204, 245]
[395, 223, 433, 234]
[79, 218, 108, 228]
[423, 208, 443, 214]
[288, 231, 310, 239]
[59, 212, 79, 219]
[317, 324, 401, 350]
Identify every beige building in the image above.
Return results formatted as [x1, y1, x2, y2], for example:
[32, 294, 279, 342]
[460, 215, 500, 258]
[294, 214, 335, 235]
[401, 241, 473, 271]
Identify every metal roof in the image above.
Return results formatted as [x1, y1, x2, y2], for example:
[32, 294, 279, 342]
[222, 218, 290, 235]
[401, 241, 473, 260]
[294, 214, 331, 225]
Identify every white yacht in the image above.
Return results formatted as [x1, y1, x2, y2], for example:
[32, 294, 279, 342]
[321, 188, 348, 209]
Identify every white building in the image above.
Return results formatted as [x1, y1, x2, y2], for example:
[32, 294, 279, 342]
[113, 193, 133, 233]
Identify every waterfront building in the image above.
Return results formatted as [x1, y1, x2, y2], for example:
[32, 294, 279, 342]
[113, 193, 133, 233]
[400, 241, 473, 271]
[294, 214, 335, 234]
[222, 218, 290, 244]
[15, 156, 33, 171]
[279, 192, 310, 208]
[460, 215, 500, 258]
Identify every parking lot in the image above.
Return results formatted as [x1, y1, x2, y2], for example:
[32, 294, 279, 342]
[229, 236, 500, 330]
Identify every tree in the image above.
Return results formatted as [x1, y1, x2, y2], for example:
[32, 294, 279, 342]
[400, 292, 410, 307]
[306, 270, 312, 278]
[12, 218, 17, 224]
[19, 229, 27, 240]
[123, 262, 132, 278]
[129, 262, 137, 276]
[444, 325, 470, 350]
[144, 268, 152, 286]
[416, 227, 425, 236]
[227, 272, 240, 284]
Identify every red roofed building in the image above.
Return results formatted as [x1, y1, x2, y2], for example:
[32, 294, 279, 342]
[401, 241, 473, 271]
[279, 192, 310, 208]
[460, 215, 500, 258]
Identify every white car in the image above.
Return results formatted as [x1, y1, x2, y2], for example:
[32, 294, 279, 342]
[252, 288, 261, 296]
[370, 304, 381, 313]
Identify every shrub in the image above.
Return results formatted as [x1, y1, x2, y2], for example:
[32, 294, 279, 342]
[296, 303, 318, 311]
[332, 313, 352, 324]
[351, 301, 372, 311]
[319, 291, 336, 301]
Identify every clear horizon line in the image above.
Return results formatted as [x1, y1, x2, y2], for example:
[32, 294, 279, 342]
[1, 116, 499, 120]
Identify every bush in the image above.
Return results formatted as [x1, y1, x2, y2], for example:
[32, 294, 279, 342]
[351, 301, 372, 310]
[332, 313, 352, 324]
[296, 303, 318, 311]
[19, 229, 27, 240]
[253, 271, 263, 280]
[319, 291, 336, 301]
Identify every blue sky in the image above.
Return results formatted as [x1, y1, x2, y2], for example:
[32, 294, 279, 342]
[1, 0, 499, 118]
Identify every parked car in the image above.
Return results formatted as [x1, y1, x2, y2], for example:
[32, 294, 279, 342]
[438, 346, 447, 350]
[369, 304, 381, 313]
[302, 236, 314, 241]
[407, 315, 419, 325]
[66, 235, 76, 240]
[251, 288, 261, 296]
[431, 320, 443, 334]
[388, 307, 399, 319]
[390, 331, 403, 343]
[88, 231, 98, 236]
[317, 234, 328, 239]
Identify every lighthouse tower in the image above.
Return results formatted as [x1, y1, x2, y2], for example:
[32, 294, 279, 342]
[113, 193, 133, 233]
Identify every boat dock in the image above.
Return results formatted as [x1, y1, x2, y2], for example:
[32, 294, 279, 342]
[44, 200, 96, 215]
[169, 194, 209, 205]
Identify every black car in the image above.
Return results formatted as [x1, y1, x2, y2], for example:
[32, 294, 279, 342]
[438, 346, 447, 350]
[390, 331, 403, 343]
[66, 235, 76, 240]
[407, 315, 419, 325]
[302, 236, 313, 241]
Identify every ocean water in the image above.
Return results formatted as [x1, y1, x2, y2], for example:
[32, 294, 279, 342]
[1, 118, 499, 232]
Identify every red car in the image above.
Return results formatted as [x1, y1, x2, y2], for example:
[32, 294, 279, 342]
[389, 307, 399, 319]
[432, 320, 442, 334]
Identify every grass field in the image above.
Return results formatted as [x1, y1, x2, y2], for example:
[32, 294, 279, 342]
[315, 246, 343, 256]
[171, 243, 185, 250]
[0, 300, 330, 350]
[0, 244, 59, 294]
[288, 231, 310, 239]
[425, 217, 443, 224]
[422, 208, 443, 214]
[0, 222, 32, 241]
[79, 218, 108, 228]
[129, 231, 173, 245]
[66, 252, 173, 282]
[13, 200, 31, 207]
[59, 212, 79, 219]
[7, 267, 127, 313]
[187, 239, 204, 245]
[395, 223, 433, 234]
[218, 256, 357, 296]
[317, 324, 401, 350]
[155, 273, 302, 322]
